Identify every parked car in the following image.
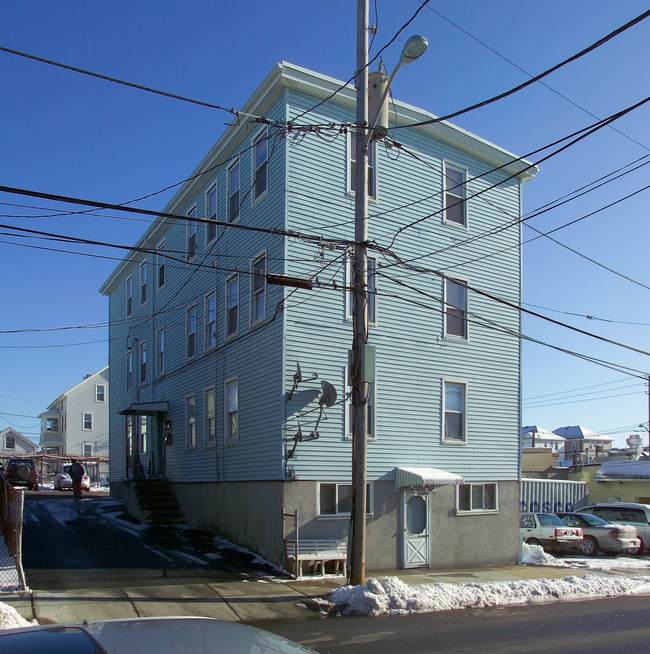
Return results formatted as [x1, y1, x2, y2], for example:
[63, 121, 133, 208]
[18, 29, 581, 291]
[556, 511, 640, 557]
[0, 616, 316, 653]
[54, 462, 91, 492]
[3, 457, 39, 490]
[520, 512, 583, 555]
[577, 503, 650, 554]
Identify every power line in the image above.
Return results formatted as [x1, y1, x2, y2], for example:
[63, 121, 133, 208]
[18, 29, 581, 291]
[390, 9, 650, 130]
[523, 390, 645, 410]
[0, 45, 258, 120]
[421, 2, 648, 152]
[522, 303, 650, 327]
[523, 377, 635, 402]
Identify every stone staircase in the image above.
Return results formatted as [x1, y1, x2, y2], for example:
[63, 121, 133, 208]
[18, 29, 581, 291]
[134, 479, 185, 526]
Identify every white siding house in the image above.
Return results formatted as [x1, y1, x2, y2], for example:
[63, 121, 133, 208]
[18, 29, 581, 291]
[100, 63, 536, 571]
[39, 367, 109, 473]
[0, 428, 37, 458]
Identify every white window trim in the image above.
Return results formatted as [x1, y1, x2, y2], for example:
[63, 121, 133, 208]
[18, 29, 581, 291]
[224, 377, 239, 446]
[456, 482, 499, 515]
[139, 342, 147, 386]
[126, 276, 133, 317]
[227, 159, 240, 223]
[157, 328, 165, 377]
[157, 240, 166, 290]
[345, 255, 377, 325]
[225, 274, 239, 339]
[95, 384, 106, 403]
[344, 365, 377, 441]
[251, 127, 269, 205]
[205, 184, 218, 244]
[443, 276, 469, 341]
[186, 305, 197, 360]
[186, 394, 197, 450]
[250, 252, 266, 326]
[204, 386, 216, 448]
[317, 481, 374, 519]
[187, 206, 198, 261]
[204, 291, 217, 351]
[347, 131, 377, 201]
[126, 351, 133, 391]
[443, 160, 468, 228]
[83, 442, 94, 457]
[442, 378, 468, 445]
[140, 260, 147, 305]
[82, 412, 93, 431]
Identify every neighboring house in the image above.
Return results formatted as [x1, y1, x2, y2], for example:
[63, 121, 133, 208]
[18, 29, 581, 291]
[589, 461, 650, 504]
[39, 367, 109, 474]
[521, 425, 565, 450]
[100, 62, 537, 571]
[521, 425, 566, 479]
[553, 425, 613, 466]
[0, 427, 37, 458]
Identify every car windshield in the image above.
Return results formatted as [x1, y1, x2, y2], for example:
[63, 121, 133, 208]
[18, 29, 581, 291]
[538, 514, 565, 527]
[578, 513, 610, 526]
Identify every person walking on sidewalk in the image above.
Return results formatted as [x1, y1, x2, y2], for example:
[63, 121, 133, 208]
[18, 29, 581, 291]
[69, 459, 84, 501]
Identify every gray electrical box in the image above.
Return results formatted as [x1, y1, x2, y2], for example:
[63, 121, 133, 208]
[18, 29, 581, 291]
[360, 344, 376, 383]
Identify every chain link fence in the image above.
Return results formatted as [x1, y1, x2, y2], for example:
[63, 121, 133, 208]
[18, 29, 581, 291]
[0, 473, 26, 591]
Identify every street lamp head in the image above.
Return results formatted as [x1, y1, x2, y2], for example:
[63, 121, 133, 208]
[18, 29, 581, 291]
[398, 35, 429, 67]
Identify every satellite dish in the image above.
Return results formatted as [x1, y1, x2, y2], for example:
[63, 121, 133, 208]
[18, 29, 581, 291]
[294, 362, 303, 384]
[319, 381, 338, 407]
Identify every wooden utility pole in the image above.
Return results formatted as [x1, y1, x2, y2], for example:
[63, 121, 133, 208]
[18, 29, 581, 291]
[350, 0, 369, 587]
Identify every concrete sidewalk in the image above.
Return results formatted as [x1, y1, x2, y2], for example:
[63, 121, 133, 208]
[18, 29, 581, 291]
[2, 562, 641, 625]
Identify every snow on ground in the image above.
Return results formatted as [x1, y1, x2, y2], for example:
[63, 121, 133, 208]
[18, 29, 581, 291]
[0, 602, 34, 630]
[326, 573, 650, 616]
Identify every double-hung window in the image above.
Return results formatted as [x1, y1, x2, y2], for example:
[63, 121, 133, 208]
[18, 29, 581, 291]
[319, 482, 371, 516]
[347, 256, 376, 324]
[444, 381, 466, 443]
[445, 278, 467, 339]
[140, 261, 147, 305]
[187, 207, 198, 260]
[444, 163, 467, 226]
[186, 395, 196, 448]
[157, 241, 166, 289]
[349, 131, 376, 199]
[95, 384, 106, 403]
[253, 129, 268, 201]
[140, 342, 147, 385]
[228, 160, 240, 222]
[187, 306, 196, 359]
[458, 483, 497, 513]
[126, 351, 133, 391]
[226, 274, 239, 337]
[225, 379, 238, 444]
[205, 292, 216, 350]
[157, 328, 165, 376]
[206, 184, 217, 243]
[204, 388, 216, 446]
[83, 412, 93, 431]
[83, 443, 93, 457]
[251, 255, 266, 324]
[126, 276, 132, 317]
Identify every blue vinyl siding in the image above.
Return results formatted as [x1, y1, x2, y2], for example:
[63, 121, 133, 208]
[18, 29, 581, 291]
[282, 89, 523, 483]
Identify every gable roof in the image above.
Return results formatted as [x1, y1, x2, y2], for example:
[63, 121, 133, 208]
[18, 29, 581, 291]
[45, 366, 108, 410]
[521, 425, 564, 441]
[100, 61, 537, 297]
[553, 425, 613, 442]
[0, 427, 38, 452]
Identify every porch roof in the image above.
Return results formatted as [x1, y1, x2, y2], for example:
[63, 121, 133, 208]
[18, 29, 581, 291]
[395, 467, 465, 490]
[119, 401, 169, 416]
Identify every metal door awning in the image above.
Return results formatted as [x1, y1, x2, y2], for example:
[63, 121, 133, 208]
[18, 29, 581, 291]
[395, 467, 465, 489]
[119, 401, 169, 416]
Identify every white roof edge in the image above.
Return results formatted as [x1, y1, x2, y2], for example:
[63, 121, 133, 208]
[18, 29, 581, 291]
[395, 466, 465, 489]
[100, 61, 537, 295]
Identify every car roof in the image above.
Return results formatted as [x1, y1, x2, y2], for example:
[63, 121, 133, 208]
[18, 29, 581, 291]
[582, 503, 650, 509]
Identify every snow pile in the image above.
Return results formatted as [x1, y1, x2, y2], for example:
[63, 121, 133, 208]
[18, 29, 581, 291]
[328, 574, 650, 616]
[520, 542, 570, 566]
[0, 602, 34, 630]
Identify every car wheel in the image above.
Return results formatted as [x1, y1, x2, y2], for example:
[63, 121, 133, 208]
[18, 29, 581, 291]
[579, 536, 599, 557]
[526, 538, 542, 547]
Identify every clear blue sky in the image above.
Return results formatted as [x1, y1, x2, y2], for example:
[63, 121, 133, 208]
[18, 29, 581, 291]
[1, 1, 648, 447]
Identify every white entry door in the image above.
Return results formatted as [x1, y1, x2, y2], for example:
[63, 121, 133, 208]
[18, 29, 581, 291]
[401, 491, 430, 568]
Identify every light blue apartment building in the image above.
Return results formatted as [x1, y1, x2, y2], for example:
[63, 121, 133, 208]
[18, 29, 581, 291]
[100, 62, 536, 571]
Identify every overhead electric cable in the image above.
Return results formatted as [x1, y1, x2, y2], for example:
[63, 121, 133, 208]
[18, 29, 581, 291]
[0, 45, 255, 119]
[390, 9, 650, 130]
